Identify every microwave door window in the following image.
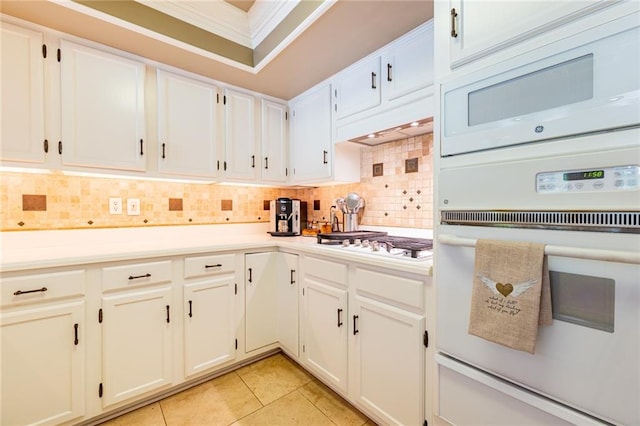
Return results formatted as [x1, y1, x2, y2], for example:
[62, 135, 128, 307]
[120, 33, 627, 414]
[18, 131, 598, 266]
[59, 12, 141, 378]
[467, 54, 594, 127]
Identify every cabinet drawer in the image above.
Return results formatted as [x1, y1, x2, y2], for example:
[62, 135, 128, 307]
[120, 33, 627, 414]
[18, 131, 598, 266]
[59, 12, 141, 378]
[1, 270, 85, 307]
[302, 256, 347, 286]
[102, 260, 172, 292]
[184, 253, 235, 279]
[354, 267, 424, 309]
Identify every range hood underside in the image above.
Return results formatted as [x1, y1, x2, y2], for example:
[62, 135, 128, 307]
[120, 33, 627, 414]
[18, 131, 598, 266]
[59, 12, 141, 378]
[349, 117, 433, 145]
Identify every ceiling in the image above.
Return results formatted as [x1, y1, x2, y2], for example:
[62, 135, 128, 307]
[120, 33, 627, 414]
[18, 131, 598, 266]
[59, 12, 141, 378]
[0, 0, 433, 100]
[225, 1, 256, 13]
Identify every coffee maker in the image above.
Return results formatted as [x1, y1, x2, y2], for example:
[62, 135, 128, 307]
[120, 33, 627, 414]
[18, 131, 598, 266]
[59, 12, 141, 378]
[269, 198, 301, 236]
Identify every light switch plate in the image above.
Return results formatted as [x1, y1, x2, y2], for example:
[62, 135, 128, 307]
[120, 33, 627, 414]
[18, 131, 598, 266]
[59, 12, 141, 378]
[109, 198, 122, 215]
[127, 198, 140, 216]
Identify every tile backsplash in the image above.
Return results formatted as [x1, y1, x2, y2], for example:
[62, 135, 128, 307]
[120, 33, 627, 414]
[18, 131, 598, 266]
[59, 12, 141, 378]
[0, 134, 433, 231]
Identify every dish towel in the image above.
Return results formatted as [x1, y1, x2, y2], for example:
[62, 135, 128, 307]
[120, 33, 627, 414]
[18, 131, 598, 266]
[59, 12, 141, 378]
[468, 239, 552, 354]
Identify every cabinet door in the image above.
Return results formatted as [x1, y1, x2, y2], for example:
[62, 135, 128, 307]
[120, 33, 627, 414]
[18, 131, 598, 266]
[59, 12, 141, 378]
[278, 253, 299, 356]
[261, 99, 288, 183]
[1, 301, 85, 425]
[350, 295, 424, 425]
[303, 278, 348, 393]
[245, 252, 277, 352]
[157, 70, 221, 178]
[290, 83, 332, 182]
[384, 21, 434, 102]
[0, 22, 46, 164]
[448, 0, 614, 68]
[102, 287, 172, 406]
[334, 55, 381, 120]
[224, 89, 258, 181]
[184, 277, 236, 377]
[60, 40, 146, 171]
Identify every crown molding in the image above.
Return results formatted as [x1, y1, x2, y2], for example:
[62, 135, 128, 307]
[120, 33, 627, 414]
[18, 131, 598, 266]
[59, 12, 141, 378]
[248, 0, 299, 47]
[136, 0, 253, 48]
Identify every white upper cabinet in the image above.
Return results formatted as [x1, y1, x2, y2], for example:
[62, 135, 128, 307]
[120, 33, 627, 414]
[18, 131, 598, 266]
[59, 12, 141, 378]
[223, 89, 259, 181]
[289, 83, 361, 185]
[333, 55, 382, 120]
[289, 83, 333, 183]
[447, 0, 621, 69]
[332, 21, 434, 143]
[260, 99, 288, 183]
[384, 21, 434, 102]
[0, 22, 46, 164]
[157, 70, 221, 179]
[60, 40, 146, 171]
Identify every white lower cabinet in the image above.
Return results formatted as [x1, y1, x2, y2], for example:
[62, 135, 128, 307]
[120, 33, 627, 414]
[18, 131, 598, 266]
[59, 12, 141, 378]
[1, 247, 431, 425]
[1, 300, 86, 425]
[245, 252, 278, 352]
[303, 277, 349, 393]
[183, 253, 237, 377]
[0, 269, 87, 425]
[350, 295, 425, 425]
[277, 252, 299, 356]
[301, 256, 429, 424]
[101, 286, 173, 407]
[183, 277, 236, 377]
[301, 256, 349, 393]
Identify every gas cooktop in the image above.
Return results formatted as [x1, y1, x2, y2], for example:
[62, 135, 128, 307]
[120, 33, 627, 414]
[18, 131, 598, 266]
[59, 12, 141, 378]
[317, 231, 433, 259]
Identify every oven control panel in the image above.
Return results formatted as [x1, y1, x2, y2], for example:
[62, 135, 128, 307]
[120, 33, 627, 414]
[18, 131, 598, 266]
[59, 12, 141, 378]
[536, 165, 639, 193]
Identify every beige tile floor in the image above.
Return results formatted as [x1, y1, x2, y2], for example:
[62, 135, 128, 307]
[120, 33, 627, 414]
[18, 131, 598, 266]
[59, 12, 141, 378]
[100, 353, 376, 426]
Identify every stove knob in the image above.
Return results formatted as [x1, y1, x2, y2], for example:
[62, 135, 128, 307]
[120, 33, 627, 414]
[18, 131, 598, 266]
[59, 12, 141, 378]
[354, 238, 361, 246]
[362, 240, 370, 248]
[342, 239, 350, 247]
[371, 241, 380, 251]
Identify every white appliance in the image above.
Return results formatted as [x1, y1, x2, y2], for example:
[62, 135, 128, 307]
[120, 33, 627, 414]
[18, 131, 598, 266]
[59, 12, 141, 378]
[441, 12, 639, 157]
[435, 10, 640, 426]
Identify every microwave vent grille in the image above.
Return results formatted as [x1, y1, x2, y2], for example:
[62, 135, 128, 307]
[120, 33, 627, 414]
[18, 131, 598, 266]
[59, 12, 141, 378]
[441, 210, 640, 234]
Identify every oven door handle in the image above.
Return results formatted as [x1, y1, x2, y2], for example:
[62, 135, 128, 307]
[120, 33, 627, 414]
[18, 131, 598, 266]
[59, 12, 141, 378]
[438, 234, 640, 265]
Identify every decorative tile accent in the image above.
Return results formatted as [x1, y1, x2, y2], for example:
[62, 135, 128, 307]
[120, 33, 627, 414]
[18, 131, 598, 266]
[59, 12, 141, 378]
[263, 200, 271, 210]
[313, 200, 320, 211]
[169, 198, 183, 211]
[221, 200, 233, 211]
[372, 162, 383, 177]
[405, 158, 419, 173]
[22, 194, 46, 211]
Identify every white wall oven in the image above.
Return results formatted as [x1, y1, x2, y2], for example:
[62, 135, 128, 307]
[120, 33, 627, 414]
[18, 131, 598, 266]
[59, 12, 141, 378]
[435, 10, 639, 426]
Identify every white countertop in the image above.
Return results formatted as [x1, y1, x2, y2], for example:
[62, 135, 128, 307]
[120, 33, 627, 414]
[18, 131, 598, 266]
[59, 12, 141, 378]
[1, 224, 432, 275]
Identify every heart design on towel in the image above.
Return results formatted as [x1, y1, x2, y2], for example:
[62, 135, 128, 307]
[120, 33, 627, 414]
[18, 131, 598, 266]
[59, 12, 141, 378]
[495, 282, 514, 297]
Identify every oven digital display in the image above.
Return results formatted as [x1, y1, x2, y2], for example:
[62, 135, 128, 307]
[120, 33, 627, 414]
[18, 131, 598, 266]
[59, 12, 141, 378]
[563, 169, 604, 181]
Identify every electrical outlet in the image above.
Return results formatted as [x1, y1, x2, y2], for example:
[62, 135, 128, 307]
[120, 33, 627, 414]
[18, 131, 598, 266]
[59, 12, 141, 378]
[109, 198, 122, 215]
[127, 198, 140, 216]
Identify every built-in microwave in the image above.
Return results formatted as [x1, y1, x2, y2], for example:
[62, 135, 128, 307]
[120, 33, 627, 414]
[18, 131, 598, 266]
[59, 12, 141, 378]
[441, 12, 640, 157]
